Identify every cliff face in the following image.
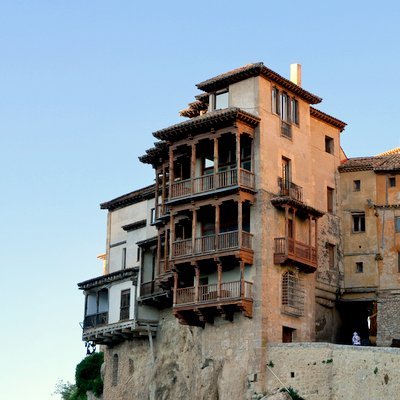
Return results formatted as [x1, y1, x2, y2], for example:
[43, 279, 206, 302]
[102, 309, 261, 400]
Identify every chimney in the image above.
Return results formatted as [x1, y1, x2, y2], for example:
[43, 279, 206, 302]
[290, 63, 302, 87]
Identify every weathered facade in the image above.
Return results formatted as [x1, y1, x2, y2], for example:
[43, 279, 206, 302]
[77, 63, 400, 399]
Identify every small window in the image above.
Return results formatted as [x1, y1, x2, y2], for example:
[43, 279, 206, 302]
[327, 187, 334, 213]
[272, 87, 280, 115]
[395, 217, 400, 233]
[150, 208, 156, 224]
[325, 136, 334, 154]
[120, 289, 130, 321]
[214, 90, 229, 110]
[291, 98, 299, 125]
[136, 246, 141, 262]
[356, 262, 364, 273]
[353, 180, 361, 191]
[112, 354, 119, 386]
[282, 271, 304, 316]
[352, 213, 365, 232]
[122, 247, 126, 269]
[280, 92, 290, 122]
[389, 177, 396, 187]
[327, 243, 335, 269]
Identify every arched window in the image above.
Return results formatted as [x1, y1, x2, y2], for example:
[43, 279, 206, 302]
[112, 354, 119, 386]
[282, 271, 304, 316]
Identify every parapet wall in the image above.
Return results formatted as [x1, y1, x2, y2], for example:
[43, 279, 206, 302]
[265, 343, 400, 399]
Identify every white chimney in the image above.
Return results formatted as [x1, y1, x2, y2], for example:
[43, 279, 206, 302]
[290, 63, 302, 87]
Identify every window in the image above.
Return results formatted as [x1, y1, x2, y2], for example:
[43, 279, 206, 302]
[272, 87, 280, 114]
[356, 262, 364, 273]
[150, 208, 156, 224]
[280, 92, 290, 123]
[327, 243, 335, 269]
[325, 136, 334, 154]
[282, 271, 304, 316]
[121, 247, 126, 269]
[214, 90, 229, 110]
[282, 326, 295, 343]
[352, 213, 365, 232]
[353, 180, 361, 191]
[120, 289, 130, 320]
[112, 354, 119, 386]
[395, 217, 400, 232]
[291, 98, 299, 125]
[389, 177, 396, 187]
[327, 187, 334, 213]
[136, 246, 141, 262]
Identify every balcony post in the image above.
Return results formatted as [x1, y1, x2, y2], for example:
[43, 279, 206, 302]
[215, 203, 220, 250]
[214, 136, 219, 176]
[170, 213, 175, 259]
[238, 199, 243, 247]
[154, 169, 160, 219]
[194, 264, 200, 303]
[169, 147, 174, 200]
[164, 229, 169, 271]
[217, 261, 222, 300]
[192, 208, 197, 254]
[173, 271, 178, 305]
[191, 142, 196, 193]
[161, 164, 167, 215]
[240, 260, 245, 297]
[157, 234, 161, 276]
[236, 132, 241, 185]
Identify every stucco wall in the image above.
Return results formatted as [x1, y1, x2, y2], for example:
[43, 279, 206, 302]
[265, 343, 400, 400]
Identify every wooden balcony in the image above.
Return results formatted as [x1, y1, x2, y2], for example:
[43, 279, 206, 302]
[170, 168, 255, 200]
[82, 318, 158, 345]
[278, 178, 303, 202]
[171, 230, 253, 262]
[173, 280, 253, 326]
[274, 237, 317, 272]
[139, 280, 171, 307]
[83, 312, 108, 329]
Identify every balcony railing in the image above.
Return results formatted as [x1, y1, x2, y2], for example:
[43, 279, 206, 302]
[281, 121, 292, 139]
[156, 203, 170, 219]
[170, 168, 255, 199]
[278, 177, 303, 202]
[83, 312, 108, 328]
[172, 230, 253, 259]
[140, 281, 165, 298]
[274, 237, 317, 269]
[175, 280, 253, 306]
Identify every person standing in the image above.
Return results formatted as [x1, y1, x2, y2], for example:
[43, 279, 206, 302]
[352, 332, 361, 346]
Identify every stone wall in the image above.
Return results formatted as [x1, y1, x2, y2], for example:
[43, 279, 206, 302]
[265, 343, 400, 400]
[102, 309, 262, 400]
[377, 293, 400, 347]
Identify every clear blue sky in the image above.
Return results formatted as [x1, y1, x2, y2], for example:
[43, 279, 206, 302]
[0, 1, 399, 399]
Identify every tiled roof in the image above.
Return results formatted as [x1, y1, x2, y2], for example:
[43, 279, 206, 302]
[77, 267, 138, 290]
[179, 100, 208, 118]
[100, 184, 156, 210]
[376, 147, 400, 156]
[310, 107, 347, 132]
[153, 107, 260, 142]
[339, 154, 400, 173]
[196, 62, 322, 105]
[139, 141, 169, 166]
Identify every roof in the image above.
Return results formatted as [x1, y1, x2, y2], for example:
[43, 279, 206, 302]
[153, 107, 260, 142]
[77, 267, 138, 290]
[310, 107, 347, 132]
[339, 154, 400, 173]
[377, 147, 400, 156]
[100, 184, 156, 210]
[196, 62, 322, 105]
[139, 141, 169, 166]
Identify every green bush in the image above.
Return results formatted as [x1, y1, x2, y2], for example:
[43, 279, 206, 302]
[74, 352, 104, 399]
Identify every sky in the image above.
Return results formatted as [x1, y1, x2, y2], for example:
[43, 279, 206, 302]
[0, 1, 400, 399]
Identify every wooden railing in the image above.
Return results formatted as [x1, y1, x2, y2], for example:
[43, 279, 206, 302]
[175, 280, 253, 306]
[83, 312, 108, 328]
[281, 120, 292, 139]
[274, 237, 316, 265]
[170, 168, 255, 200]
[156, 204, 170, 219]
[172, 231, 253, 259]
[278, 178, 303, 202]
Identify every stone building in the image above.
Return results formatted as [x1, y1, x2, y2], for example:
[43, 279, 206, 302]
[77, 63, 399, 399]
[338, 148, 400, 346]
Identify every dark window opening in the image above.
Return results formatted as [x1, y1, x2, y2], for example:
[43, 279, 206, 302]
[356, 262, 364, 273]
[282, 326, 295, 343]
[325, 136, 334, 154]
[122, 247, 126, 269]
[120, 289, 130, 321]
[352, 213, 365, 232]
[353, 180, 361, 191]
[389, 177, 396, 187]
[327, 243, 335, 269]
[396, 217, 400, 233]
[327, 187, 334, 213]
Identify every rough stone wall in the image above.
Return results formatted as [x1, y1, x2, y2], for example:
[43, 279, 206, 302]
[377, 294, 400, 347]
[265, 343, 400, 400]
[103, 310, 261, 400]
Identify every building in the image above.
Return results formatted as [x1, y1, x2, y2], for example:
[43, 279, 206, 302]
[77, 62, 399, 398]
[339, 148, 400, 346]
